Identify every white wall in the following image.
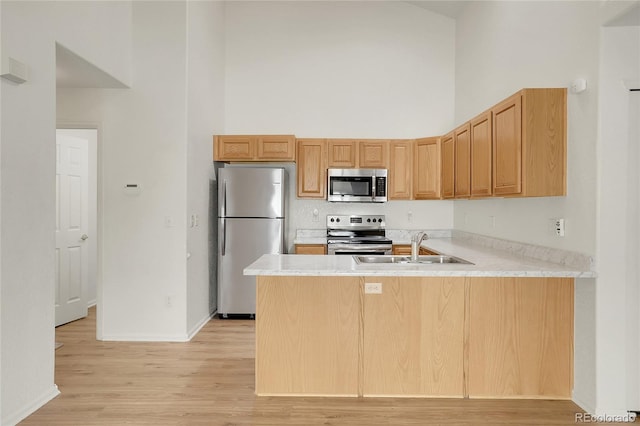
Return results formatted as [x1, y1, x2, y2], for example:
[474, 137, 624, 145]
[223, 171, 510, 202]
[186, 1, 225, 334]
[224, 1, 456, 235]
[58, 1, 191, 341]
[453, 0, 639, 416]
[597, 25, 640, 415]
[453, 4, 601, 410]
[453, 0, 600, 255]
[0, 1, 132, 423]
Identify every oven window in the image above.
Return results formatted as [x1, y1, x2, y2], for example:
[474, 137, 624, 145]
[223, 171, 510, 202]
[330, 177, 371, 196]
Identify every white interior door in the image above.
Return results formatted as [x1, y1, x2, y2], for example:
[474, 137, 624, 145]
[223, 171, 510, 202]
[55, 131, 90, 326]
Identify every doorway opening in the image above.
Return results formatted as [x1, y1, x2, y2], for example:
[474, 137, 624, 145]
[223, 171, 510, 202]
[55, 128, 97, 328]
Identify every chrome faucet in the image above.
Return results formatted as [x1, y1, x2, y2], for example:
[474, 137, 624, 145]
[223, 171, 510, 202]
[411, 231, 428, 262]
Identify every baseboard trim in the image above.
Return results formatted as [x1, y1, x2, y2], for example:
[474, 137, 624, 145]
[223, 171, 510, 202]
[187, 312, 214, 341]
[573, 394, 596, 415]
[2, 384, 60, 426]
[100, 333, 190, 342]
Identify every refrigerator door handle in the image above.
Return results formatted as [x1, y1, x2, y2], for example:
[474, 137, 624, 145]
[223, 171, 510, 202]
[221, 179, 227, 218]
[221, 218, 226, 256]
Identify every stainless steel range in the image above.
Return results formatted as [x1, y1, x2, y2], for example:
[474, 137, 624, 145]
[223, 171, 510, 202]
[326, 214, 392, 255]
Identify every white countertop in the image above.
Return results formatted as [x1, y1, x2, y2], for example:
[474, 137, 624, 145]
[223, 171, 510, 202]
[245, 237, 596, 278]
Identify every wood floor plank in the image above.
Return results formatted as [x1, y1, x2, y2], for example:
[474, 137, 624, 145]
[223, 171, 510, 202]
[21, 307, 635, 425]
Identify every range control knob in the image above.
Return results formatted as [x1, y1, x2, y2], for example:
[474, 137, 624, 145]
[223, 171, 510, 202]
[372, 218, 377, 223]
[330, 218, 335, 222]
[378, 218, 383, 222]
[367, 218, 371, 223]
[336, 218, 341, 223]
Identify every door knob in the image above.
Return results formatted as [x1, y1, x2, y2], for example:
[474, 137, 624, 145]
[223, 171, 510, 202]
[80, 234, 89, 241]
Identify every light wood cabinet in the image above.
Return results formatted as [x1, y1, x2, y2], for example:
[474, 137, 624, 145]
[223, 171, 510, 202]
[296, 138, 327, 199]
[492, 88, 566, 197]
[257, 135, 296, 160]
[294, 244, 327, 255]
[468, 277, 573, 399]
[214, 134, 295, 162]
[470, 111, 493, 197]
[256, 276, 360, 396]
[363, 277, 465, 397]
[359, 140, 388, 168]
[327, 139, 389, 169]
[413, 137, 441, 200]
[392, 245, 438, 256]
[214, 135, 254, 161]
[388, 140, 413, 200]
[327, 139, 357, 168]
[256, 275, 575, 399]
[392, 244, 412, 255]
[454, 124, 471, 199]
[441, 132, 455, 199]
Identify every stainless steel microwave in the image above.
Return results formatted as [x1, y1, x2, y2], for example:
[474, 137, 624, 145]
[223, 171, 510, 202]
[327, 168, 387, 203]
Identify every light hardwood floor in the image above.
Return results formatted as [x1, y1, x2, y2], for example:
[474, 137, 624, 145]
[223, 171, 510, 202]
[22, 307, 634, 425]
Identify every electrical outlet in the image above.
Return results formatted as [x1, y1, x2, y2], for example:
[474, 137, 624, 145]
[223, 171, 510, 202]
[365, 282, 382, 294]
[554, 218, 565, 237]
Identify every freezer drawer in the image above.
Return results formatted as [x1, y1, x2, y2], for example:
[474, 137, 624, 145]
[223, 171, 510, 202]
[218, 218, 284, 315]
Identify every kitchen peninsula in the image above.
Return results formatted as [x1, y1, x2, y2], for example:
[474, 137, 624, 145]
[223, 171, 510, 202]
[245, 234, 594, 399]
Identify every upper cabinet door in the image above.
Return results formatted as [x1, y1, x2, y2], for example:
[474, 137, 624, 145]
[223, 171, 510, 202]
[296, 138, 327, 199]
[214, 134, 295, 162]
[414, 137, 441, 200]
[441, 132, 455, 199]
[328, 139, 357, 168]
[492, 93, 522, 196]
[470, 112, 493, 198]
[359, 140, 388, 168]
[257, 135, 296, 161]
[454, 123, 471, 199]
[388, 140, 413, 200]
[215, 135, 256, 161]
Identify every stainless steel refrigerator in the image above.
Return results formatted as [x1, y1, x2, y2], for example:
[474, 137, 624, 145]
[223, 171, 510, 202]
[217, 167, 287, 317]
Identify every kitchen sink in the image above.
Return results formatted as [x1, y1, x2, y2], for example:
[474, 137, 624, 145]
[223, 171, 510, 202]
[353, 254, 474, 265]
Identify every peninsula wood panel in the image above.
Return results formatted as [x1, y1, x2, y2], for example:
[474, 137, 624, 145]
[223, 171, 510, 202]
[441, 132, 455, 199]
[470, 111, 493, 197]
[454, 123, 471, 199]
[467, 277, 574, 399]
[363, 277, 465, 397]
[294, 244, 327, 254]
[328, 139, 357, 168]
[256, 276, 360, 396]
[414, 137, 441, 199]
[296, 138, 327, 198]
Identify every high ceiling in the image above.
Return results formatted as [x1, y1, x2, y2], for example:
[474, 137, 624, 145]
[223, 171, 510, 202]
[406, 1, 469, 19]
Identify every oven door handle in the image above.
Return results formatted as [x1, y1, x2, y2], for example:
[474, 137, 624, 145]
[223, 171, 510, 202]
[328, 244, 393, 251]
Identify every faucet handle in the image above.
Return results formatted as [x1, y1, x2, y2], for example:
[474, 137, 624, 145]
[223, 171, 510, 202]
[411, 231, 427, 242]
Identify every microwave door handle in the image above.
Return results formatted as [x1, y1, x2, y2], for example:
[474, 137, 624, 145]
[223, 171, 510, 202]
[371, 176, 377, 199]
